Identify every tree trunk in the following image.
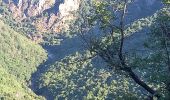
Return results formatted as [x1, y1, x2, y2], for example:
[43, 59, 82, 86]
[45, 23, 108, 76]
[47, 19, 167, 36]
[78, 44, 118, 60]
[125, 67, 159, 98]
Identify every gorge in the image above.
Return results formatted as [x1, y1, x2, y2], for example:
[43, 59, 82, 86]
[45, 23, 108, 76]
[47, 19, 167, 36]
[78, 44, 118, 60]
[0, 0, 169, 99]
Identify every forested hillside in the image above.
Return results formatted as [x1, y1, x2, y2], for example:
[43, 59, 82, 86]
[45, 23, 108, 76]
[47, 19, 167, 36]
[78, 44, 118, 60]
[0, 0, 170, 100]
[0, 20, 47, 99]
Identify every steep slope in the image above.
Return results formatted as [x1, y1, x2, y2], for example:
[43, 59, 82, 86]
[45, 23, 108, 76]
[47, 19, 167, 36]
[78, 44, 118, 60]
[0, 20, 47, 99]
[1, 0, 162, 34]
[0, 67, 44, 99]
[35, 52, 141, 100]
[2, 0, 80, 33]
[30, 0, 164, 99]
[0, 0, 164, 99]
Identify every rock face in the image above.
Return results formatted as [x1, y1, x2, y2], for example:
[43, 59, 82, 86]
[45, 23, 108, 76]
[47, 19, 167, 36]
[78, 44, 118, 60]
[2, 0, 162, 33]
[3, 0, 80, 33]
[59, 0, 79, 17]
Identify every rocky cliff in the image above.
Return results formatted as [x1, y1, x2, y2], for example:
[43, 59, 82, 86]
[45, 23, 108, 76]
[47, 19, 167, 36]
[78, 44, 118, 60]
[2, 0, 80, 33]
[1, 0, 162, 33]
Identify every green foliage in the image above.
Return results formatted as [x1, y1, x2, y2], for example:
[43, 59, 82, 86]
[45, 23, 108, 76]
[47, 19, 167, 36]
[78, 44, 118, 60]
[35, 51, 149, 99]
[128, 7, 170, 99]
[125, 14, 157, 35]
[0, 67, 44, 100]
[0, 20, 47, 99]
[42, 33, 63, 45]
[163, 0, 170, 4]
[68, 0, 170, 99]
[0, 0, 170, 99]
[91, 0, 115, 29]
[0, 20, 47, 81]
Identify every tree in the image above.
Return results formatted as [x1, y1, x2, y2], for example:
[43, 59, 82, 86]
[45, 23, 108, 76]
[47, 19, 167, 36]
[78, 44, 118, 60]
[72, 0, 161, 98]
[142, 6, 170, 98]
[163, 0, 170, 4]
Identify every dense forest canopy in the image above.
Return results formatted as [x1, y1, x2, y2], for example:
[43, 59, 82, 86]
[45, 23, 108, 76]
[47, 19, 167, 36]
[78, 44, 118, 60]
[0, 0, 170, 100]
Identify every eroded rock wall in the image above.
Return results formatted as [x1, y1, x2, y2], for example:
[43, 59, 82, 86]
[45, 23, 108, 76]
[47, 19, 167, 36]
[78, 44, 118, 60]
[3, 0, 80, 33]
